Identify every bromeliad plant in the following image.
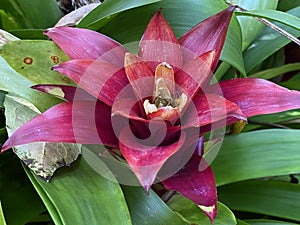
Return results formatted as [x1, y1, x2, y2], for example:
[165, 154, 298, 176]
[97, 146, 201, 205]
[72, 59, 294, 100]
[2, 5, 300, 223]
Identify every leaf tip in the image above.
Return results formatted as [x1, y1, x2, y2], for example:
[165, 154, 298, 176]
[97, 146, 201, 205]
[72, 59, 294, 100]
[227, 4, 238, 11]
[44, 27, 55, 36]
[198, 203, 217, 223]
[143, 184, 152, 194]
[1, 141, 11, 153]
[124, 52, 140, 67]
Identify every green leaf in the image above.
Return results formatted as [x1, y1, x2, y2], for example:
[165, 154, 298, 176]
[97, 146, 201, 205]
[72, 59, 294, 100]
[243, 109, 300, 131]
[243, 7, 300, 73]
[212, 129, 300, 186]
[246, 219, 299, 225]
[83, 146, 185, 225]
[227, 0, 278, 50]
[97, 0, 245, 75]
[10, 29, 46, 40]
[4, 94, 81, 179]
[78, 0, 162, 29]
[0, 202, 6, 225]
[237, 220, 251, 225]
[258, 48, 286, 71]
[167, 195, 236, 225]
[122, 186, 186, 225]
[25, 151, 132, 225]
[0, 152, 46, 225]
[0, 55, 60, 111]
[280, 72, 300, 91]
[0, 39, 75, 111]
[0, 0, 62, 30]
[278, 0, 300, 11]
[246, 47, 285, 75]
[218, 180, 300, 222]
[25, 171, 62, 225]
[0, 9, 20, 31]
[236, 9, 300, 31]
[249, 63, 300, 79]
[1, 40, 72, 85]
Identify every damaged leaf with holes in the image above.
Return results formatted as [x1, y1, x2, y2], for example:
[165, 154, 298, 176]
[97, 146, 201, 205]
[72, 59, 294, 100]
[4, 94, 80, 179]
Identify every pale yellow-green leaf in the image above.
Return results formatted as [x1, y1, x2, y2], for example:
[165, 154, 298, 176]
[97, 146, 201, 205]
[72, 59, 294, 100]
[0, 202, 7, 225]
[1, 40, 72, 85]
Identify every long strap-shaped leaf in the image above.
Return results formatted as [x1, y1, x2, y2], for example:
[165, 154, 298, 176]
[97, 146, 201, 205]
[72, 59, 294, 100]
[212, 129, 300, 186]
[122, 186, 186, 225]
[218, 180, 300, 222]
[25, 150, 132, 225]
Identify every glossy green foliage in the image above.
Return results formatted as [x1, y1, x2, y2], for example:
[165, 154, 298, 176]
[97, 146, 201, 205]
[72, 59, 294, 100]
[238, 220, 251, 225]
[122, 187, 186, 225]
[218, 180, 300, 222]
[212, 129, 300, 186]
[83, 146, 186, 225]
[0, 0, 62, 30]
[243, 108, 300, 132]
[236, 9, 300, 31]
[278, 0, 300, 11]
[227, 0, 278, 50]
[78, 0, 162, 29]
[246, 219, 299, 225]
[249, 63, 300, 79]
[168, 195, 236, 225]
[281, 72, 300, 91]
[243, 7, 300, 73]
[25, 151, 132, 225]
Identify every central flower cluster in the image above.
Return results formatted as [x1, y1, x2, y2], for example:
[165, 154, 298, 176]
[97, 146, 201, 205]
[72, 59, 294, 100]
[143, 62, 188, 121]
